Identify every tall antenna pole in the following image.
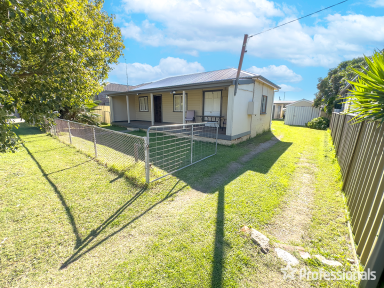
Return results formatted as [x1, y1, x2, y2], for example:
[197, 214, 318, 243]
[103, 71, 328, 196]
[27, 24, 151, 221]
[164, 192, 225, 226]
[125, 57, 129, 88]
[234, 34, 248, 96]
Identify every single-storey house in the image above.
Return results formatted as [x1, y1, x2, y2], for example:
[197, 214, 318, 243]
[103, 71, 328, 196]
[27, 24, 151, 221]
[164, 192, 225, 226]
[272, 100, 295, 119]
[107, 68, 280, 143]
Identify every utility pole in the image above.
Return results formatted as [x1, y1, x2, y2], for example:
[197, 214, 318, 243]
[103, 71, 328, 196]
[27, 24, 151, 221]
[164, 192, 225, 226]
[234, 34, 248, 96]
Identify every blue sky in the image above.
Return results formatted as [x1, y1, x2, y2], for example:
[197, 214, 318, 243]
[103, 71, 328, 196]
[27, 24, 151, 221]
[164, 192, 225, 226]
[104, 0, 384, 101]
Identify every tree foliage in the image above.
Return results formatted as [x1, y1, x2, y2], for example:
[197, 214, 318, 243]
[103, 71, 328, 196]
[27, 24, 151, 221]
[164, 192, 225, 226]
[60, 100, 101, 126]
[314, 57, 365, 114]
[344, 51, 384, 124]
[0, 0, 124, 152]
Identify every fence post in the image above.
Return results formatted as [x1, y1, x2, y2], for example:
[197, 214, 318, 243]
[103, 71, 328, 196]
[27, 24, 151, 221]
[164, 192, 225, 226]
[134, 143, 139, 163]
[215, 123, 218, 154]
[68, 121, 72, 144]
[145, 131, 150, 184]
[191, 125, 194, 164]
[93, 128, 97, 158]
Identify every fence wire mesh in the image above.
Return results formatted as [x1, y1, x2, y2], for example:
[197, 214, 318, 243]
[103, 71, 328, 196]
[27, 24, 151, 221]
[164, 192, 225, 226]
[48, 119, 219, 184]
[147, 122, 218, 182]
[51, 119, 147, 184]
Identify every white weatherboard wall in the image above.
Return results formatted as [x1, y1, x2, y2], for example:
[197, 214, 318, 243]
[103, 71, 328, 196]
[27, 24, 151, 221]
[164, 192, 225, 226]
[227, 84, 253, 137]
[227, 81, 274, 138]
[111, 96, 128, 121]
[251, 81, 274, 137]
[285, 106, 320, 126]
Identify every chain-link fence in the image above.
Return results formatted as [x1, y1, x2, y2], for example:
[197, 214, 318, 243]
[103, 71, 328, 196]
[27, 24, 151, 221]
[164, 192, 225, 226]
[50, 119, 147, 184]
[48, 120, 218, 184]
[147, 122, 218, 182]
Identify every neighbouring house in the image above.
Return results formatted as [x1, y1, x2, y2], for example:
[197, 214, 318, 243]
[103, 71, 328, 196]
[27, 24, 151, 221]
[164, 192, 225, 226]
[95, 83, 149, 105]
[272, 100, 295, 119]
[338, 76, 357, 113]
[107, 68, 280, 143]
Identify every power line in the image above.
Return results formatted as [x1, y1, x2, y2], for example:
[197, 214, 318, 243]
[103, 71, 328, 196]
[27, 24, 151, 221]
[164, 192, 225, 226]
[248, 0, 348, 38]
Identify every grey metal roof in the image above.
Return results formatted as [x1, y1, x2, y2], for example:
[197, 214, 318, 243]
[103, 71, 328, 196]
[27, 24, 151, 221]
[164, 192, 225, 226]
[103, 82, 151, 92]
[130, 68, 280, 92]
[103, 83, 130, 92]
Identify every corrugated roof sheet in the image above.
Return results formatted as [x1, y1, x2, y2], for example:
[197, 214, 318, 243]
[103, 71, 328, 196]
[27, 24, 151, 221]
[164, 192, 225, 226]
[104, 82, 151, 92]
[130, 68, 258, 91]
[104, 83, 130, 92]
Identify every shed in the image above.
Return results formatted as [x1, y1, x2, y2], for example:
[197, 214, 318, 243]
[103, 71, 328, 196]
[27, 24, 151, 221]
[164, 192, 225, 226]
[284, 99, 320, 126]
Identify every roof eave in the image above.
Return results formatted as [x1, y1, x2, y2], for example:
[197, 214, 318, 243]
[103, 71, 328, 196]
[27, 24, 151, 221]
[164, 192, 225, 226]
[252, 76, 280, 90]
[107, 79, 237, 96]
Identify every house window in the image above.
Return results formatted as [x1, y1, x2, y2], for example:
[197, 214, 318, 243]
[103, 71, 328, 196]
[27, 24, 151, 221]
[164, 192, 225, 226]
[173, 94, 187, 112]
[139, 96, 148, 112]
[261, 95, 268, 114]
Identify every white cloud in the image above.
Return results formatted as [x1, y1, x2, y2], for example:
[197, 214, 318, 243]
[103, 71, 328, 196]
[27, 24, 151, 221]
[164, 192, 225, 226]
[278, 84, 302, 92]
[247, 65, 302, 83]
[108, 57, 205, 85]
[119, 0, 384, 67]
[370, 0, 384, 7]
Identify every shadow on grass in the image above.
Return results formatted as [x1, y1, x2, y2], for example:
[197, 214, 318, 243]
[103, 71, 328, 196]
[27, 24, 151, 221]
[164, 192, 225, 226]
[20, 139, 83, 249]
[17, 123, 292, 286]
[211, 186, 225, 288]
[172, 134, 293, 288]
[60, 180, 187, 269]
[17, 127, 188, 269]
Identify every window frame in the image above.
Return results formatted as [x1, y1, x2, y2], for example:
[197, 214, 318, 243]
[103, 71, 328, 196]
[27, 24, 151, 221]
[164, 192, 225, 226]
[173, 94, 187, 112]
[260, 95, 268, 115]
[138, 96, 149, 112]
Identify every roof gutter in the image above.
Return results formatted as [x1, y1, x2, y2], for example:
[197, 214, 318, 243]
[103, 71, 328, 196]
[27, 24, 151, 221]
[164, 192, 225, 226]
[252, 76, 281, 90]
[106, 77, 279, 97]
[107, 79, 240, 96]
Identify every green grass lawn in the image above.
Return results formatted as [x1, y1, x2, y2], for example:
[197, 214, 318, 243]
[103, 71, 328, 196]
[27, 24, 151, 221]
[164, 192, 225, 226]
[99, 124, 147, 137]
[0, 121, 356, 287]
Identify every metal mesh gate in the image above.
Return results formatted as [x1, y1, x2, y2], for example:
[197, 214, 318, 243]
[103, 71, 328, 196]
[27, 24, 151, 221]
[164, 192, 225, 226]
[48, 120, 218, 184]
[146, 122, 219, 182]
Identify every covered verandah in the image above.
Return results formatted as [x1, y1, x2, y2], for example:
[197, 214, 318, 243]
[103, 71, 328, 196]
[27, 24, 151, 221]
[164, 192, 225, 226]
[112, 120, 229, 140]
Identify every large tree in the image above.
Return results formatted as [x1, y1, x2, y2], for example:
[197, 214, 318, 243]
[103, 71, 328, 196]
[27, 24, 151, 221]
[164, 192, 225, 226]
[0, 0, 124, 152]
[314, 57, 365, 114]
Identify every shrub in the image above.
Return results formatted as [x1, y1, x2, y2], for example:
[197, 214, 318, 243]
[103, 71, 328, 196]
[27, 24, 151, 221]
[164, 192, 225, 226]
[344, 51, 384, 124]
[306, 117, 330, 130]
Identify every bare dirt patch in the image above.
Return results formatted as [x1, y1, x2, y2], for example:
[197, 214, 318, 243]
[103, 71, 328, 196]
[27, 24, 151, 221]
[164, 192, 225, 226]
[194, 137, 280, 193]
[267, 154, 316, 245]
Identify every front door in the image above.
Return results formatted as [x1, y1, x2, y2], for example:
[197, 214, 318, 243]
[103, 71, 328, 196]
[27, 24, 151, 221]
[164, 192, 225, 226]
[154, 95, 162, 123]
[204, 91, 221, 117]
